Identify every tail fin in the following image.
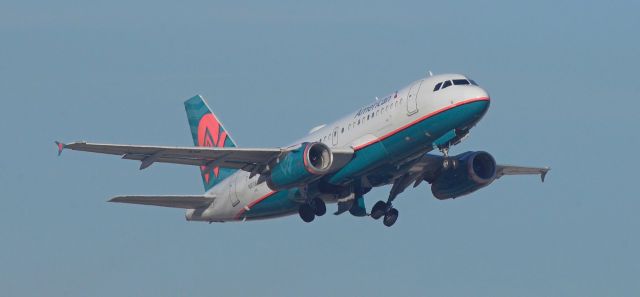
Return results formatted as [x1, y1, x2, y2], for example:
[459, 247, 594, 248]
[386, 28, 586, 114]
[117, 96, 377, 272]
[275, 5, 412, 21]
[184, 95, 238, 191]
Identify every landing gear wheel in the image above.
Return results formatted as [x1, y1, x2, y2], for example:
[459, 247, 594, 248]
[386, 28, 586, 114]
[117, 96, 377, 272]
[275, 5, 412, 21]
[370, 201, 387, 220]
[312, 198, 326, 216]
[298, 204, 315, 223]
[383, 208, 399, 227]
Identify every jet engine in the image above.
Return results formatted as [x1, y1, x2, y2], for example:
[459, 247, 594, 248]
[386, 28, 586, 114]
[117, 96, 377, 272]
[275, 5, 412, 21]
[266, 142, 333, 190]
[431, 151, 497, 199]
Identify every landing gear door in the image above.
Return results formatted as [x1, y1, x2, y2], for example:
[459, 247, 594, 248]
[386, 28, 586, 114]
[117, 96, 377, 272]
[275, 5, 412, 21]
[407, 81, 422, 116]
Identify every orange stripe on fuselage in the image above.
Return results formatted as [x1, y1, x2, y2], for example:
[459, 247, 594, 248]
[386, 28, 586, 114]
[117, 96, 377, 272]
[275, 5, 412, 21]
[353, 97, 490, 151]
[233, 191, 277, 220]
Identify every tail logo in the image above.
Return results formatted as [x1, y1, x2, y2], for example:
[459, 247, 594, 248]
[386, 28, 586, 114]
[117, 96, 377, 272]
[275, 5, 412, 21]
[197, 113, 228, 184]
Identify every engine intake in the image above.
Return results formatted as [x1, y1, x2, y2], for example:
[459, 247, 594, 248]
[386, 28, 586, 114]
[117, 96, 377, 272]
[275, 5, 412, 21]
[431, 151, 497, 199]
[267, 142, 333, 190]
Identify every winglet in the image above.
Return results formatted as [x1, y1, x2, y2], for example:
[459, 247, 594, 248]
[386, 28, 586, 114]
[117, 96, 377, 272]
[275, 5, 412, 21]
[541, 167, 551, 183]
[55, 141, 65, 156]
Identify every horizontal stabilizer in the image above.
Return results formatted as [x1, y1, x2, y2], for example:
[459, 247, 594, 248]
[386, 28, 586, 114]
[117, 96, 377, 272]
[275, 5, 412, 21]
[109, 195, 215, 209]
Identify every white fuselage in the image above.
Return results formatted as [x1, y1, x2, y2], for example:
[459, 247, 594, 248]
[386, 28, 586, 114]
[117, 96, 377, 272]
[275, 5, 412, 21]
[186, 74, 490, 222]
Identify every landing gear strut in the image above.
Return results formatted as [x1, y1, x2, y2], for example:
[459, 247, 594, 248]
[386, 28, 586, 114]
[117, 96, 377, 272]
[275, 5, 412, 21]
[440, 146, 453, 168]
[298, 197, 326, 223]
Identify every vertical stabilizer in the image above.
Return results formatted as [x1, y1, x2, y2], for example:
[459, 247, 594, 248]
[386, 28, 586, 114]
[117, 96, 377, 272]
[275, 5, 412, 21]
[184, 95, 238, 191]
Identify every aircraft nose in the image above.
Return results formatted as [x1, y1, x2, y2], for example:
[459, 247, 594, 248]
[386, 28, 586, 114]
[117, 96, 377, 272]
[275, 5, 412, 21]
[464, 86, 490, 102]
[471, 87, 490, 111]
[453, 86, 490, 109]
[452, 86, 491, 128]
[477, 87, 490, 100]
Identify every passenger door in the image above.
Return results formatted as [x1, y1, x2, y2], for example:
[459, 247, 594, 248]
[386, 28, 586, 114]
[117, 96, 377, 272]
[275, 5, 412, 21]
[228, 175, 240, 207]
[406, 81, 422, 116]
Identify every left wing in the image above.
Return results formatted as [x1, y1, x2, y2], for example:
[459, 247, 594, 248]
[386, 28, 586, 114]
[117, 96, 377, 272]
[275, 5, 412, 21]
[55, 141, 354, 173]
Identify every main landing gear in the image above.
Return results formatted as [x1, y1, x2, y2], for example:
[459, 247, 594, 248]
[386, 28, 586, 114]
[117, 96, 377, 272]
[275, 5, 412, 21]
[298, 197, 326, 223]
[370, 200, 399, 227]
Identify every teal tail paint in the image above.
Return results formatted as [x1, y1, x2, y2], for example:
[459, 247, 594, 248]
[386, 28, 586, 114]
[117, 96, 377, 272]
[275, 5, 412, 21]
[184, 95, 238, 191]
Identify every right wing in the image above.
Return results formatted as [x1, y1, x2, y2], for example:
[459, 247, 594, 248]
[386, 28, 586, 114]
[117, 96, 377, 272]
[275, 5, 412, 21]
[496, 165, 551, 182]
[404, 154, 550, 183]
[109, 195, 215, 209]
[56, 141, 354, 173]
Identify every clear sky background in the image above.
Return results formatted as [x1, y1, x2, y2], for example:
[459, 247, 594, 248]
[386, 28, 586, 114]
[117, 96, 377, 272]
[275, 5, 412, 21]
[1, 1, 639, 296]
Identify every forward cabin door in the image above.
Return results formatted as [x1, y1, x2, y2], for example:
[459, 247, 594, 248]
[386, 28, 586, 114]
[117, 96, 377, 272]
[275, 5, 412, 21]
[332, 127, 340, 146]
[406, 81, 422, 116]
[228, 175, 240, 207]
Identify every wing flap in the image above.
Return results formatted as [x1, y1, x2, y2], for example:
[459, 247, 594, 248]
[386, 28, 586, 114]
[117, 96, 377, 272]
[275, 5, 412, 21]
[109, 195, 215, 209]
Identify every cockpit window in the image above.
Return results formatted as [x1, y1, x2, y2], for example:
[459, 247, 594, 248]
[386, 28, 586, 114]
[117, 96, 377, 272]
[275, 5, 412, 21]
[452, 79, 470, 85]
[433, 78, 478, 91]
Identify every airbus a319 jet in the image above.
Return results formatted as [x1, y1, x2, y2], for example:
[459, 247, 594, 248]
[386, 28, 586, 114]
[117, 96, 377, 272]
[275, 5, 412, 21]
[57, 74, 549, 227]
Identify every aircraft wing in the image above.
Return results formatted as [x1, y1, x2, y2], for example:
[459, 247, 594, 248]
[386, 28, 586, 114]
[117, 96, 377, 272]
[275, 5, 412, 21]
[380, 153, 550, 201]
[496, 165, 551, 182]
[109, 195, 215, 209]
[55, 141, 354, 173]
[404, 154, 550, 182]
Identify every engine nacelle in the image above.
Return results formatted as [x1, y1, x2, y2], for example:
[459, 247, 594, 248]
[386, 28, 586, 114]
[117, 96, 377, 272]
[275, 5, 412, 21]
[266, 142, 333, 190]
[431, 151, 497, 200]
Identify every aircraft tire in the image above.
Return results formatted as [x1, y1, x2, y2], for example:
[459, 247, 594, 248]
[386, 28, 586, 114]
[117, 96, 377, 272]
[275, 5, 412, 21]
[383, 208, 399, 227]
[312, 198, 326, 216]
[299, 204, 315, 223]
[370, 201, 387, 220]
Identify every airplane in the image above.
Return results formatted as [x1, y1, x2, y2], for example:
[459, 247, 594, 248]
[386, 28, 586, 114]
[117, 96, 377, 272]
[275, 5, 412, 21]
[56, 73, 550, 227]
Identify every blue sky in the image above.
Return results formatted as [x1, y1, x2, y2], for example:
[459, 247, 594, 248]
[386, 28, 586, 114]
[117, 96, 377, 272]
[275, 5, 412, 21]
[1, 1, 639, 296]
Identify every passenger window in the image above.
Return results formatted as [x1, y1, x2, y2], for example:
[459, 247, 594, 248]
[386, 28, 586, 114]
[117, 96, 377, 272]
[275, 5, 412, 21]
[453, 79, 470, 85]
[433, 82, 442, 91]
[442, 80, 452, 89]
